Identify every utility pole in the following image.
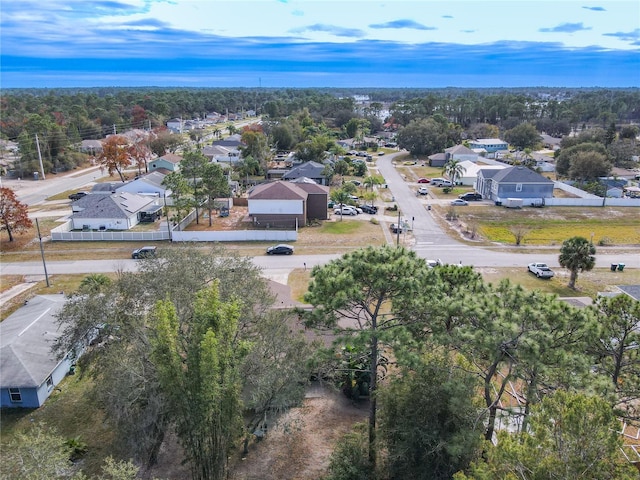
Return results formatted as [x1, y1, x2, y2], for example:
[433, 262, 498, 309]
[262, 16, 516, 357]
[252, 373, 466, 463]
[35, 134, 46, 180]
[36, 218, 50, 287]
[396, 209, 401, 246]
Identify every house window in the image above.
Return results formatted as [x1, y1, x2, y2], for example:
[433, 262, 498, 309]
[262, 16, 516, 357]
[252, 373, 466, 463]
[9, 388, 22, 403]
[46, 376, 54, 391]
[516, 183, 523, 192]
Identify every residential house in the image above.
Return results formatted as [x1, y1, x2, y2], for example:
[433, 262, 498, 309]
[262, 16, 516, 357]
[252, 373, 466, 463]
[282, 161, 330, 186]
[213, 134, 243, 149]
[445, 145, 478, 163]
[149, 153, 182, 173]
[166, 118, 183, 133]
[91, 182, 123, 195]
[429, 145, 478, 168]
[69, 192, 159, 230]
[468, 138, 509, 153]
[248, 181, 309, 228]
[289, 177, 330, 220]
[115, 171, 172, 199]
[202, 145, 241, 165]
[600, 178, 628, 198]
[428, 153, 447, 168]
[0, 295, 73, 408]
[80, 139, 103, 155]
[455, 160, 507, 187]
[476, 166, 554, 205]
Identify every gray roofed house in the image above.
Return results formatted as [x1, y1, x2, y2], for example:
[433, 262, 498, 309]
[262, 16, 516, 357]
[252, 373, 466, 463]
[212, 133, 243, 148]
[202, 144, 241, 165]
[80, 139, 103, 154]
[282, 161, 329, 186]
[428, 152, 447, 167]
[91, 182, 124, 194]
[617, 285, 640, 301]
[115, 171, 171, 198]
[445, 144, 478, 162]
[70, 192, 157, 230]
[0, 295, 74, 408]
[476, 166, 554, 204]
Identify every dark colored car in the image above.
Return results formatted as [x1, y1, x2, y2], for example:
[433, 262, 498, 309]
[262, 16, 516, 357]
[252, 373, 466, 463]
[68, 191, 89, 201]
[266, 244, 294, 255]
[459, 192, 483, 201]
[360, 205, 378, 214]
[132, 246, 157, 259]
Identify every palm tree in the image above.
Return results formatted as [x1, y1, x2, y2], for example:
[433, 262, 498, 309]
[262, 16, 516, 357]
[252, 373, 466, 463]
[330, 189, 351, 221]
[442, 159, 466, 185]
[559, 236, 596, 289]
[362, 174, 384, 192]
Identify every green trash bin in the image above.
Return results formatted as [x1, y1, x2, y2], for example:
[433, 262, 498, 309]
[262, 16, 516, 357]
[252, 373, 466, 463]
[618, 263, 625, 272]
[611, 264, 618, 271]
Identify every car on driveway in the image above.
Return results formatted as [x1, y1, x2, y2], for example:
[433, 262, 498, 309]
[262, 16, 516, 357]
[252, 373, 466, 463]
[417, 186, 429, 195]
[528, 263, 554, 278]
[334, 206, 358, 216]
[450, 199, 468, 206]
[360, 204, 378, 214]
[459, 192, 483, 201]
[417, 178, 430, 183]
[266, 244, 294, 255]
[132, 246, 157, 259]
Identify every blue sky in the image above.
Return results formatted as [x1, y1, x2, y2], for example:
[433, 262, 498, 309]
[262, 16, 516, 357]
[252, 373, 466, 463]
[1, 0, 639, 88]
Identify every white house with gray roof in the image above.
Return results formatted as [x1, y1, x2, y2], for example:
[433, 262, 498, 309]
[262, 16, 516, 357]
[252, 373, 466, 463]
[70, 192, 158, 230]
[0, 295, 72, 408]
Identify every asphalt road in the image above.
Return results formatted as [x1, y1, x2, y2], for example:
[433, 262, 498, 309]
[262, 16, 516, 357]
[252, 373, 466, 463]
[1, 152, 637, 279]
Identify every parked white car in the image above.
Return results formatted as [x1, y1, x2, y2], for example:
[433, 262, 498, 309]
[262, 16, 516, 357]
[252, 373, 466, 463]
[334, 206, 358, 216]
[528, 263, 555, 278]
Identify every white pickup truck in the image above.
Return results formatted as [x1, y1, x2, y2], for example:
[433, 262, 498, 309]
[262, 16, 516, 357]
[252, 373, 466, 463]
[528, 263, 555, 278]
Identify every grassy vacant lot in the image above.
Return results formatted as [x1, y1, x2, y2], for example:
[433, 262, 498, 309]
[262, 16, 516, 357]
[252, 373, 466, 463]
[435, 205, 640, 246]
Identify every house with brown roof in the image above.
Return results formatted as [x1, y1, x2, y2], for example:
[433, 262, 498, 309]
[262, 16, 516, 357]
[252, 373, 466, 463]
[289, 177, 330, 221]
[248, 180, 328, 228]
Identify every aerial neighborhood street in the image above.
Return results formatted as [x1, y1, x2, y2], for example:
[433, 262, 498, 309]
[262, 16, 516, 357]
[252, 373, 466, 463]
[1, 148, 637, 288]
[2, 0, 640, 476]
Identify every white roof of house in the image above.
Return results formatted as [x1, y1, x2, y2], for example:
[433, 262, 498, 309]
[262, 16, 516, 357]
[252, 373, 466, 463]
[472, 138, 507, 145]
[458, 160, 507, 176]
[0, 295, 67, 388]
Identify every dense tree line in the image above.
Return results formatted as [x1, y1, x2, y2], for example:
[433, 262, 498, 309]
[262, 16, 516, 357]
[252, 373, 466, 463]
[2, 87, 638, 182]
[305, 246, 639, 480]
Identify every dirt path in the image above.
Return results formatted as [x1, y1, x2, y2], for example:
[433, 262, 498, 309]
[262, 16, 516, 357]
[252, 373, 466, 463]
[228, 383, 367, 480]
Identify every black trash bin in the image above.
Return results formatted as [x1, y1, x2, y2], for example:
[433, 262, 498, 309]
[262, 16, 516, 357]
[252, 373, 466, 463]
[611, 263, 618, 271]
